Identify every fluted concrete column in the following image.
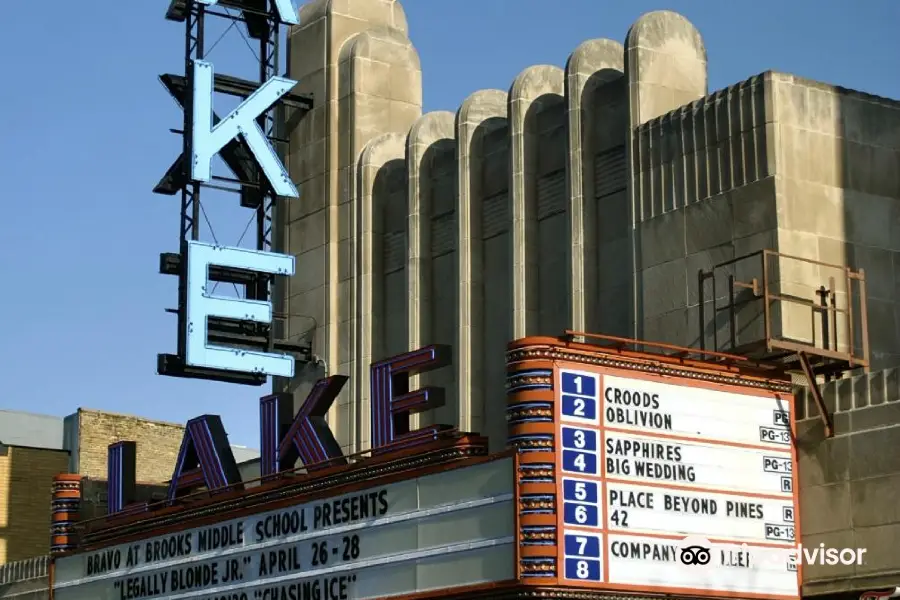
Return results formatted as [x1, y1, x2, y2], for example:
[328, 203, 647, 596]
[564, 39, 624, 331]
[625, 11, 707, 339]
[406, 111, 456, 429]
[508, 66, 565, 338]
[625, 11, 708, 129]
[356, 133, 408, 451]
[284, 0, 421, 455]
[456, 89, 508, 439]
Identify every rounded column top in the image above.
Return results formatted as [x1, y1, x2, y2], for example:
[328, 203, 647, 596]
[300, 0, 408, 34]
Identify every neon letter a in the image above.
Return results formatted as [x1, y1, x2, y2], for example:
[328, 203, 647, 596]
[167, 415, 243, 503]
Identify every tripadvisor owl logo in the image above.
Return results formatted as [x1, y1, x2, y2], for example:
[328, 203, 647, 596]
[678, 536, 714, 566]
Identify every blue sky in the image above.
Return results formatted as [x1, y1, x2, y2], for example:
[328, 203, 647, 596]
[0, 0, 897, 449]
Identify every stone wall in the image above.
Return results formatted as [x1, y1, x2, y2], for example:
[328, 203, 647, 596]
[626, 70, 900, 368]
[795, 367, 900, 595]
[630, 75, 779, 350]
[281, 3, 714, 453]
[771, 75, 900, 371]
[0, 446, 69, 564]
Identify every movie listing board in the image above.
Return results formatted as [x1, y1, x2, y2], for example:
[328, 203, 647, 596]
[555, 365, 800, 599]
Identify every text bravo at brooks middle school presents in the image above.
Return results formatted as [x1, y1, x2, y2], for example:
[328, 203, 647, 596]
[52, 458, 516, 600]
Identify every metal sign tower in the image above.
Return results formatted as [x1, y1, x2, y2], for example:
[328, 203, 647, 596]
[154, 0, 313, 385]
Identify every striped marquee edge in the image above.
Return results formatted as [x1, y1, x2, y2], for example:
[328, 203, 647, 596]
[51, 474, 83, 554]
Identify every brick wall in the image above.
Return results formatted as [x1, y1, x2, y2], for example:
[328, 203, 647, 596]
[0, 446, 69, 564]
[75, 410, 184, 483]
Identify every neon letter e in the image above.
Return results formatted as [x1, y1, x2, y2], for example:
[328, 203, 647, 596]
[370, 345, 452, 450]
[184, 241, 295, 377]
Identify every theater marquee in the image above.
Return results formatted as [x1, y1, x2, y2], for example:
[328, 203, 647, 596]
[52, 458, 515, 600]
[505, 335, 801, 600]
[555, 365, 800, 597]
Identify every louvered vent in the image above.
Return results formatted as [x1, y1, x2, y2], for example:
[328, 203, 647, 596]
[383, 231, 405, 274]
[431, 212, 455, 257]
[482, 192, 508, 239]
[594, 145, 628, 199]
[537, 169, 566, 220]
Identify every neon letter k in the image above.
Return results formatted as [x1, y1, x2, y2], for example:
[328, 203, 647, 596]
[190, 60, 299, 198]
[259, 376, 348, 477]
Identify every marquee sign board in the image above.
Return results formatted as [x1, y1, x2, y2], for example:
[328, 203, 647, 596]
[553, 363, 800, 599]
[53, 458, 516, 600]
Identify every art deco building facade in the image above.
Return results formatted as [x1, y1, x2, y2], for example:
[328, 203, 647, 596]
[278, 1, 900, 596]
[279, 0, 899, 447]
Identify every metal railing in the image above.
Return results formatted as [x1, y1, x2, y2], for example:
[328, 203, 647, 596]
[698, 248, 870, 377]
[0, 555, 48, 585]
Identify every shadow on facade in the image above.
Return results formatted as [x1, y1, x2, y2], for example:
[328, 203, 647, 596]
[837, 87, 900, 372]
[470, 114, 511, 446]
[787, 82, 900, 596]
[579, 72, 630, 339]
[523, 92, 567, 337]
[415, 139, 459, 427]
[372, 157, 410, 362]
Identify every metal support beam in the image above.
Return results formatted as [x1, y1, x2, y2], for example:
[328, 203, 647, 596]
[159, 252, 258, 286]
[160, 72, 312, 110]
[174, 1, 205, 359]
[154, 74, 259, 202]
[251, 5, 281, 312]
[157, 354, 266, 386]
[166, 0, 273, 40]
[798, 351, 834, 438]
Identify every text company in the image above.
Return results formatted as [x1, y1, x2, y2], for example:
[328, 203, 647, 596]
[108, 345, 453, 516]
